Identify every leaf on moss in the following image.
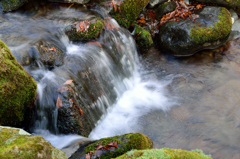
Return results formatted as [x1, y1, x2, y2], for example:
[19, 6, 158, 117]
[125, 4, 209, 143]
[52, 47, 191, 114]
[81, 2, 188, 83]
[56, 97, 62, 108]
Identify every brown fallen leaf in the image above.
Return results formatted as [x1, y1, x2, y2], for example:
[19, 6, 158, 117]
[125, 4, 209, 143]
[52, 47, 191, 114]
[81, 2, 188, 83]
[56, 97, 62, 108]
[49, 47, 56, 52]
[138, 17, 146, 24]
[88, 41, 102, 48]
[85, 153, 91, 159]
[79, 108, 83, 115]
[64, 80, 73, 85]
[57, 86, 69, 93]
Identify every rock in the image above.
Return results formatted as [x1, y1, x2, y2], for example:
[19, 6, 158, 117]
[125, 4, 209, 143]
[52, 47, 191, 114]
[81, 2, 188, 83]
[65, 18, 104, 41]
[110, 0, 150, 28]
[147, 0, 168, 8]
[115, 148, 212, 159]
[134, 25, 153, 53]
[189, 0, 240, 15]
[0, 126, 67, 159]
[0, 40, 37, 126]
[0, 0, 28, 12]
[47, 0, 90, 4]
[159, 6, 232, 56]
[156, 1, 177, 20]
[36, 40, 65, 67]
[70, 133, 153, 159]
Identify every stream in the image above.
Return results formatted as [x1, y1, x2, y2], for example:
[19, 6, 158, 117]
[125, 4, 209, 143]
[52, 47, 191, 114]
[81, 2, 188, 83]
[1, 1, 240, 159]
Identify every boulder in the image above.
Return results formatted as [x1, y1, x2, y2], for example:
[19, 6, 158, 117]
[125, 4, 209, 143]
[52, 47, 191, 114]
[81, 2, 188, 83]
[110, 0, 150, 28]
[134, 25, 153, 53]
[0, 40, 37, 126]
[115, 148, 212, 159]
[0, 126, 67, 159]
[159, 6, 232, 56]
[70, 133, 153, 159]
[156, 1, 177, 20]
[147, 0, 168, 8]
[0, 0, 28, 12]
[65, 18, 104, 41]
[47, 0, 90, 4]
[190, 0, 240, 15]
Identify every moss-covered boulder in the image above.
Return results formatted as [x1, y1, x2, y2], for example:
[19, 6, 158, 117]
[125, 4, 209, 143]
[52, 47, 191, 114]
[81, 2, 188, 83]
[0, 0, 28, 12]
[159, 6, 232, 56]
[134, 25, 153, 53]
[0, 126, 67, 159]
[115, 148, 212, 159]
[65, 19, 104, 41]
[190, 0, 240, 15]
[70, 133, 153, 159]
[156, 1, 177, 20]
[0, 40, 37, 126]
[110, 0, 150, 28]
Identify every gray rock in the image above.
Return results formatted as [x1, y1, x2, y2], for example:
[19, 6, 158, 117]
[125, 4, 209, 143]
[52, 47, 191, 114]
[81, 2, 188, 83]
[147, 0, 168, 8]
[156, 1, 177, 20]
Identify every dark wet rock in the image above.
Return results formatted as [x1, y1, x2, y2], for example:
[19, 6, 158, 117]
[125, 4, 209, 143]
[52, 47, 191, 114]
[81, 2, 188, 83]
[0, 126, 67, 159]
[47, 0, 90, 4]
[134, 25, 153, 53]
[110, 0, 150, 28]
[190, 0, 240, 15]
[116, 149, 212, 159]
[36, 40, 65, 67]
[156, 1, 177, 20]
[147, 0, 168, 8]
[0, 40, 37, 127]
[0, 0, 28, 12]
[65, 18, 104, 41]
[159, 6, 232, 56]
[70, 133, 153, 159]
[227, 9, 240, 41]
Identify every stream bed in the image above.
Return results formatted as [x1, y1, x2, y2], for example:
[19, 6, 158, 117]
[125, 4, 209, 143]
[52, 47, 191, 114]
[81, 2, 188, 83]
[1, 1, 240, 159]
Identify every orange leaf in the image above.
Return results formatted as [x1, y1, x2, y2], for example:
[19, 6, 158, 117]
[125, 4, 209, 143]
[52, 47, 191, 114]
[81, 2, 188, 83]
[148, 10, 156, 20]
[87, 41, 102, 48]
[64, 80, 73, 85]
[79, 108, 83, 115]
[49, 47, 56, 52]
[57, 86, 69, 93]
[56, 97, 62, 108]
[138, 17, 145, 24]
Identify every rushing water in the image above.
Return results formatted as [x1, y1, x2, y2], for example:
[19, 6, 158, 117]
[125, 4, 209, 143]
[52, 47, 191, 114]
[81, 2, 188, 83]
[2, 1, 240, 159]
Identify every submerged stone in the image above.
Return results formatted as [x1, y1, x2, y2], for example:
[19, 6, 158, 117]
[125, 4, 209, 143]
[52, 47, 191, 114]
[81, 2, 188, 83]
[0, 40, 37, 126]
[0, 126, 67, 159]
[110, 0, 150, 28]
[0, 0, 28, 12]
[70, 133, 153, 159]
[115, 148, 212, 159]
[65, 19, 104, 41]
[134, 25, 153, 53]
[159, 6, 232, 56]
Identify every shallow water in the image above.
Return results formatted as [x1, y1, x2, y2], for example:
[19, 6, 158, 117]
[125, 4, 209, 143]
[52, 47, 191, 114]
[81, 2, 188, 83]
[1, 1, 240, 159]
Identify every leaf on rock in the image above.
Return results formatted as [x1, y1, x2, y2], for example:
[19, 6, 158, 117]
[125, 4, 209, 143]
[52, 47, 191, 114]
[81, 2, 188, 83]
[64, 80, 73, 85]
[56, 97, 62, 108]
[87, 41, 102, 48]
[57, 86, 69, 93]
[79, 108, 83, 115]
[49, 47, 56, 52]
[85, 153, 91, 159]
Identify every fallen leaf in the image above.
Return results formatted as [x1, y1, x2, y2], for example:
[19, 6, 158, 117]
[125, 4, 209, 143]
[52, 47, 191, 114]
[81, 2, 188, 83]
[56, 97, 62, 108]
[49, 47, 56, 52]
[79, 108, 83, 115]
[57, 86, 69, 93]
[94, 150, 103, 157]
[85, 153, 91, 159]
[138, 17, 146, 24]
[64, 80, 73, 85]
[87, 41, 102, 47]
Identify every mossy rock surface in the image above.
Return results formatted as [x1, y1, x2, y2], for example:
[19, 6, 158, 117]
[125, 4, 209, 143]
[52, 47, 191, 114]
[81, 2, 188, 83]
[0, 0, 28, 12]
[110, 0, 150, 28]
[0, 40, 37, 126]
[65, 19, 104, 41]
[70, 133, 153, 159]
[159, 6, 232, 56]
[190, 0, 240, 15]
[115, 148, 212, 159]
[0, 126, 67, 159]
[134, 25, 153, 53]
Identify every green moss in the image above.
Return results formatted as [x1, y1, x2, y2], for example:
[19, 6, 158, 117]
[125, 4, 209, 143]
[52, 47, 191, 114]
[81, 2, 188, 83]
[0, 127, 67, 159]
[110, 0, 150, 28]
[115, 148, 212, 159]
[84, 133, 153, 159]
[65, 19, 104, 41]
[0, 40, 37, 126]
[190, 7, 232, 45]
[134, 25, 153, 53]
[0, 0, 28, 12]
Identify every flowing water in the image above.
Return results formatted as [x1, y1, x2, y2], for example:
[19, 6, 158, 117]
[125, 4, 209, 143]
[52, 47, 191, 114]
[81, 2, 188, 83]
[1, 1, 240, 159]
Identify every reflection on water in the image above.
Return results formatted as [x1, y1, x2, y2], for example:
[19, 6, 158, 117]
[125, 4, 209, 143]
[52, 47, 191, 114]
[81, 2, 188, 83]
[139, 40, 240, 159]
